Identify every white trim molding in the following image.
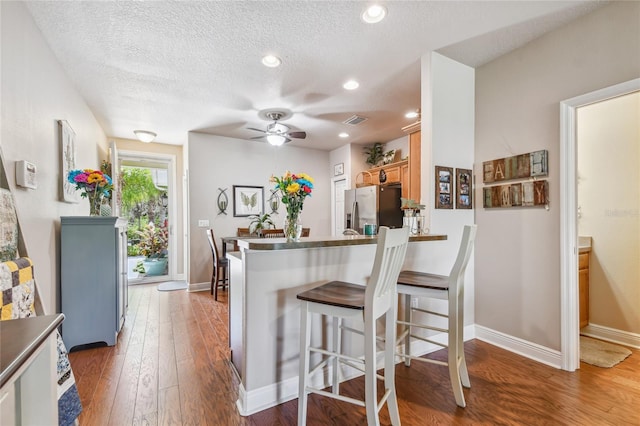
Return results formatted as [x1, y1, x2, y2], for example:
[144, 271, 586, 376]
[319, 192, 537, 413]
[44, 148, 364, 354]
[475, 325, 562, 369]
[582, 324, 640, 350]
[559, 78, 640, 372]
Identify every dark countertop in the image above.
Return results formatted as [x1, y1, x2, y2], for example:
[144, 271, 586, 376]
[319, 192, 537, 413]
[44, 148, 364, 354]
[236, 234, 447, 251]
[0, 314, 64, 388]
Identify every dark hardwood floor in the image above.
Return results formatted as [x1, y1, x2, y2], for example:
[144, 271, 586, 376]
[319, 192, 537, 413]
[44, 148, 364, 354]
[68, 284, 639, 425]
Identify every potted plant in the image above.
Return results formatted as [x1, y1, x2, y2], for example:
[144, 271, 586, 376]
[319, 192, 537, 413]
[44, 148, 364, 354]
[248, 213, 275, 236]
[136, 222, 168, 276]
[363, 142, 384, 167]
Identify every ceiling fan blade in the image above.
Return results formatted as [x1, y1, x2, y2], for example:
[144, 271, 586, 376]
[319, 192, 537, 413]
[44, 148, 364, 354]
[287, 131, 306, 139]
[247, 127, 267, 133]
[250, 135, 266, 140]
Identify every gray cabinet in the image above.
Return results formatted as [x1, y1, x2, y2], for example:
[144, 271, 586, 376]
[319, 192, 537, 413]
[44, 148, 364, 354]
[60, 216, 128, 350]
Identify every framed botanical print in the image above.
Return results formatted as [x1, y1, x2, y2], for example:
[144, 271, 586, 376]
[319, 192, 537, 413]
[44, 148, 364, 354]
[59, 120, 78, 203]
[233, 185, 264, 217]
[456, 168, 472, 209]
[435, 166, 453, 209]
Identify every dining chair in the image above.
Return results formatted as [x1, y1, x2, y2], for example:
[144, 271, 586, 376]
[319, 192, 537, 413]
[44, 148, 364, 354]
[206, 228, 228, 300]
[396, 224, 477, 407]
[261, 229, 285, 238]
[297, 226, 410, 426]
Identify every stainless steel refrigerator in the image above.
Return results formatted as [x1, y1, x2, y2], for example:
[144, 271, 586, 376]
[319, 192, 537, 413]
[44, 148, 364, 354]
[344, 184, 403, 234]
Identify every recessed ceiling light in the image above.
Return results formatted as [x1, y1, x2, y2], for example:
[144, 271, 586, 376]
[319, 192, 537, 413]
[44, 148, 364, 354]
[343, 80, 359, 90]
[362, 4, 387, 24]
[339, 132, 349, 138]
[133, 130, 157, 143]
[261, 55, 282, 68]
[405, 111, 419, 119]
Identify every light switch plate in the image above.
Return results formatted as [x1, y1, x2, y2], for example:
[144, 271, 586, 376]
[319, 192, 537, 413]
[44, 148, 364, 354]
[198, 219, 210, 227]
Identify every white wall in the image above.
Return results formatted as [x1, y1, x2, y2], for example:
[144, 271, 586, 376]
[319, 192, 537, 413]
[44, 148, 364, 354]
[475, 2, 640, 350]
[410, 52, 476, 324]
[1, 2, 107, 313]
[187, 132, 330, 287]
[577, 91, 640, 334]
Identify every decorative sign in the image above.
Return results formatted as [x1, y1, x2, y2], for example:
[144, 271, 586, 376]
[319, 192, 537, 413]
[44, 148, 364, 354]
[483, 181, 548, 208]
[483, 150, 548, 183]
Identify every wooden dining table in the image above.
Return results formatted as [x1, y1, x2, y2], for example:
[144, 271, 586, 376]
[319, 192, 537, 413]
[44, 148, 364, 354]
[221, 236, 241, 258]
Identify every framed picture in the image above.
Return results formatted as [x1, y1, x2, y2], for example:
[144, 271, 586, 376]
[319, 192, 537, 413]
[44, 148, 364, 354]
[435, 166, 453, 209]
[456, 168, 473, 209]
[59, 120, 78, 203]
[334, 162, 344, 176]
[233, 185, 264, 217]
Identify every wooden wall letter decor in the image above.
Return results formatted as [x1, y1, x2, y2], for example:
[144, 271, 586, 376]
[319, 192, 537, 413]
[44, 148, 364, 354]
[483, 181, 548, 208]
[483, 150, 548, 183]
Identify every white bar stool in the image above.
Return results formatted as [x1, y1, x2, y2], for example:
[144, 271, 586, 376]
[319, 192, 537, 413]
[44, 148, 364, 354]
[396, 224, 477, 408]
[297, 226, 410, 426]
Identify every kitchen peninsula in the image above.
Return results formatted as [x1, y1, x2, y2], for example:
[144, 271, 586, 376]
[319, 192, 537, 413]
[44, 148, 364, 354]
[227, 233, 446, 415]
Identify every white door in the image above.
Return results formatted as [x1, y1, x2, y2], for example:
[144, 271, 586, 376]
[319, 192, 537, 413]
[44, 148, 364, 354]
[333, 178, 347, 236]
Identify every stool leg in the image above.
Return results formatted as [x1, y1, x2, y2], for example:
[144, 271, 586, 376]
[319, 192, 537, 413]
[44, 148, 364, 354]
[332, 316, 341, 394]
[385, 309, 401, 425]
[298, 302, 311, 426]
[213, 266, 219, 300]
[403, 294, 412, 367]
[448, 295, 466, 407]
[364, 312, 380, 426]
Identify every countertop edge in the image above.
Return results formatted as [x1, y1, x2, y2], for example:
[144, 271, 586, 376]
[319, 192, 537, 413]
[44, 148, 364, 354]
[237, 234, 447, 251]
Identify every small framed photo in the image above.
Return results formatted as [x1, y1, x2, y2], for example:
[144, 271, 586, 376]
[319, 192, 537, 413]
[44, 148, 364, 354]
[456, 168, 473, 209]
[435, 166, 453, 209]
[233, 185, 264, 217]
[334, 162, 344, 176]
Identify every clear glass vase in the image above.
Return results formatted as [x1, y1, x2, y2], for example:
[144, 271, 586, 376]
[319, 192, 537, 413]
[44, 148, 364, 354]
[284, 215, 302, 242]
[87, 191, 103, 216]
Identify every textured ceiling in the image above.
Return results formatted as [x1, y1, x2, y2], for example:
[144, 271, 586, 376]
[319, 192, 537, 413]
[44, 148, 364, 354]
[25, 1, 605, 150]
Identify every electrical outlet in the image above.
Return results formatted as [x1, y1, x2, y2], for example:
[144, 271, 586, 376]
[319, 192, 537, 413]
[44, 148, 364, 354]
[411, 297, 418, 308]
[198, 219, 210, 227]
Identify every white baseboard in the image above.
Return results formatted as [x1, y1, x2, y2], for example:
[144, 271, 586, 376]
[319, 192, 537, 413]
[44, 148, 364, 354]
[187, 281, 209, 292]
[474, 325, 562, 369]
[235, 324, 476, 416]
[581, 323, 640, 349]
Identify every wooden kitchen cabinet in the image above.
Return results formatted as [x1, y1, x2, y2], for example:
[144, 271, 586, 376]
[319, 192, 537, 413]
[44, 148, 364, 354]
[360, 160, 408, 188]
[579, 252, 590, 328]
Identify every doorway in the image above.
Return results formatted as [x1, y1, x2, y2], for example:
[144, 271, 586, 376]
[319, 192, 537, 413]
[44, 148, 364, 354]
[117, 150, 178, 284]
[332, 177, 347, 236]
[559, 78, 640, 371]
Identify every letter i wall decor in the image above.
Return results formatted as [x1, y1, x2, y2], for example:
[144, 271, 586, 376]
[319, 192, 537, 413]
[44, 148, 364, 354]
[482, 150, 549, 208]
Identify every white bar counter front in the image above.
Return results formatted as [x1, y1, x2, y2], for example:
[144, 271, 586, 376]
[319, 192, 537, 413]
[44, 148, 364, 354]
[227, 233, 446, 415]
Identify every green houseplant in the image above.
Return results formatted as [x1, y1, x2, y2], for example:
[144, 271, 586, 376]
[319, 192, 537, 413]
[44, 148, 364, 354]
[248, 213, 275, 236]
[363, 142, 385, 167]
[136, 222, 168, 276]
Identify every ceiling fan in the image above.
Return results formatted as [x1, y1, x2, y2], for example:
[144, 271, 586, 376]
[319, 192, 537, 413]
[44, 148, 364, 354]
[247, 111, 307, 146]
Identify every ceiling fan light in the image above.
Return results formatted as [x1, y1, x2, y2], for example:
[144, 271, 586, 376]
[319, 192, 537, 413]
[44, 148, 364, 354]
[133, 130, 157, 143]
[362, 4, 387, 23]
[262, 55, 282, 68]
[339, 132, 349, 138]
[267, 134, 286, 146]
